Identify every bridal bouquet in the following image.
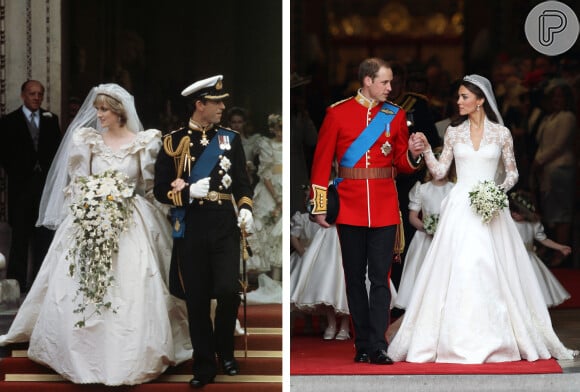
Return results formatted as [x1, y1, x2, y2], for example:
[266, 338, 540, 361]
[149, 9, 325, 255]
[67, 169, 135, 327]
[468, 180, 508, 224]
[422, 213, 439, 235]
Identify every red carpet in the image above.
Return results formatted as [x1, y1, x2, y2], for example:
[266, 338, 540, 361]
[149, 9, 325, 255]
[290, 336, 562, 375]
[552, 268, 580, 309]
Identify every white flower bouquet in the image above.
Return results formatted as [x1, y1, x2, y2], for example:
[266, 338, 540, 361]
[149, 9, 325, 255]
[67, 169, 135, 327]
[468, 180, 508, 224]
[423, 213, 439, 235]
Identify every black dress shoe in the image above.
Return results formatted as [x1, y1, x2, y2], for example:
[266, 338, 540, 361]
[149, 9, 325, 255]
[189, 374, 216, 388]
[354, 350, 369, 363]
[370, 349, 394, 365]
[220, 358, 239, 376]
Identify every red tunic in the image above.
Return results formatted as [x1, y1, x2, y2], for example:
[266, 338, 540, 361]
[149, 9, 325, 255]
[310, 91, 417, 227]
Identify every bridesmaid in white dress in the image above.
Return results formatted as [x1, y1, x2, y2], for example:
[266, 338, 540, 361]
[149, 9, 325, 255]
[0, 84, 192, 385]
[247, 114, 283, 279]
[509, 190, 571, 307]
[388, 75, 577, 363]
[395, 156, 454, 310]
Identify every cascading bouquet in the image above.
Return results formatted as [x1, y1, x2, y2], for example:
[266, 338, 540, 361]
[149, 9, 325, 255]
[468, 180, 508, 224]
[67, 169, 135, 327]
[422, 213, 439, 235]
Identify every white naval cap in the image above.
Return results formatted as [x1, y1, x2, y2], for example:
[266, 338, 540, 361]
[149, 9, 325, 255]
[181, 75, 229, 100]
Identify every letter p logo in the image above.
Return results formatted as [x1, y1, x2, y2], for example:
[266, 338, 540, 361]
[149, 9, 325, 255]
[539, 10, 567, 46]
[526, 1, 579, 56]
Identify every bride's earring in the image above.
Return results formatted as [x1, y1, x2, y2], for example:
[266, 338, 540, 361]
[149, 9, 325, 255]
[476, 105, 480, 111]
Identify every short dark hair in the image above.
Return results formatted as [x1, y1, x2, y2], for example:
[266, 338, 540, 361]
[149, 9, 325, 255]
[358, 58, 390, 85]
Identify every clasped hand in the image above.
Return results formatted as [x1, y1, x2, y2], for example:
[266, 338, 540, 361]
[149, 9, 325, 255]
[408, 132, 430, 156]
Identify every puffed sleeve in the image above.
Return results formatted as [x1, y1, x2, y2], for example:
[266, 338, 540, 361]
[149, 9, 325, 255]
[532, 221, 548, 242]
[68, 127, 96, 181]
[290, 211, 305, 238]
[257, 136, 274, 180]
[408, 181, 422, 212]
[137, 129, 163, 201]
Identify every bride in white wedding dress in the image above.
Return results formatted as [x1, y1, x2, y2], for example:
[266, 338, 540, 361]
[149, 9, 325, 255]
[0, 84, 192, 385]
[387, 75, 577, 363]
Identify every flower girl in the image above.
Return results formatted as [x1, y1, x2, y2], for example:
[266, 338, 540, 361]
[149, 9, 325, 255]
[395, 148, 454, 309]
[509, 190, 571, 307]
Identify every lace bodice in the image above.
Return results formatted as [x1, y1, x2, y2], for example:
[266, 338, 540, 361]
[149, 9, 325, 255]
[424, 118, 518, 191]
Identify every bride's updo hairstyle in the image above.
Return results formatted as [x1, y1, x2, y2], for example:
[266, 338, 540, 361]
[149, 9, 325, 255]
[94, 93, 128, 126]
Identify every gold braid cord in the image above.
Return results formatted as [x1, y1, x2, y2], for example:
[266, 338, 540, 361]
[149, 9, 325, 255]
[163, 134, 192, 178]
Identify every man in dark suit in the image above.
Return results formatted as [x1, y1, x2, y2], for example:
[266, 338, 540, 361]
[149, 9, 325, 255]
[154, 75, 254, 388]
[0, 80, 62, 292]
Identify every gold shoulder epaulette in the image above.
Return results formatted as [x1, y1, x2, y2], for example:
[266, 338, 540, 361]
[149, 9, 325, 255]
[386, 100, 403, 109]
[330, 96, 352, 108]
[162, 127, 186, 138]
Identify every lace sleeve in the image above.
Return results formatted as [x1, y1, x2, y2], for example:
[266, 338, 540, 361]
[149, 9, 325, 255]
[499, 126, 518, 191]
[424, 128, 455, 180]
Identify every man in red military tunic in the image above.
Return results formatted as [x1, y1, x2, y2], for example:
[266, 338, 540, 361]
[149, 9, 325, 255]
[309, 58, 425, 364]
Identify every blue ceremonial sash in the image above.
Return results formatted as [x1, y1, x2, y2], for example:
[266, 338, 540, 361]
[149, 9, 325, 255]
[189, 128, 236, 183]
[333, 102, 399, 186]
[171, 127, 237, 237]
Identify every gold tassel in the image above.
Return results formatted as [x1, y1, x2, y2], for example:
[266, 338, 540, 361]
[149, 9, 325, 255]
[393, 210, 405, 263]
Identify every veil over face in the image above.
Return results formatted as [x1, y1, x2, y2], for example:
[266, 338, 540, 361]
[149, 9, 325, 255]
[37, 83, 144, 229]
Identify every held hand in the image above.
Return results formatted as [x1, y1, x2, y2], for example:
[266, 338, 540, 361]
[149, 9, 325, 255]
[189, 177, 210, 198]
[560, 245, 572, 256]
[238, 208, 255, 234]
[311, 213, 331, 228]
[408, 132, 426, 159]
[171, 178, 189, 192]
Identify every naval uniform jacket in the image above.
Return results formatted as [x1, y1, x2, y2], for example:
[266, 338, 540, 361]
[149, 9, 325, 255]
[154, 124, 253, 296]
[310, 91, 418, 227]
[153, 124, 253, 215]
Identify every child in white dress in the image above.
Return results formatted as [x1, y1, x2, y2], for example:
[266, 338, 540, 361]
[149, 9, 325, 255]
[395, 149, 454, 309]
[509, 190, 571, 307]
[247, 115, 283, 280]
[291, 223, 351, 340]
[291, 215, 398, 340]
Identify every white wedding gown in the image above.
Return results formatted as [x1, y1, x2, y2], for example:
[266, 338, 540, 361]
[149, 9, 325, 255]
[0, 128, 192, 385]
[388, 119, 576, 363]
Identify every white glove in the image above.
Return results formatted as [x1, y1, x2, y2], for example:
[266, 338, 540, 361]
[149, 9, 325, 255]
[189, 177, 210, 198]
[238, 208, 254, 234]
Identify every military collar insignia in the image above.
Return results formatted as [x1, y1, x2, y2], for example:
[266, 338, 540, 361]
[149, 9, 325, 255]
[355, 89, 379, 109]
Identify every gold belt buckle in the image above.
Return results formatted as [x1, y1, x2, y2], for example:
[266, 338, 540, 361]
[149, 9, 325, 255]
[207, 191, 219, 202]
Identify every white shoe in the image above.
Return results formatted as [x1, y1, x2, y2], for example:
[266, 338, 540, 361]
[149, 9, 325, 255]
[323, 325, 336, 340]
[335, 329, 350, 340]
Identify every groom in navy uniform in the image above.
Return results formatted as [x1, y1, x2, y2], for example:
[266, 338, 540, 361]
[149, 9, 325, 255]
[154, 75, 254, 388]
[0, 80, 61, 292]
